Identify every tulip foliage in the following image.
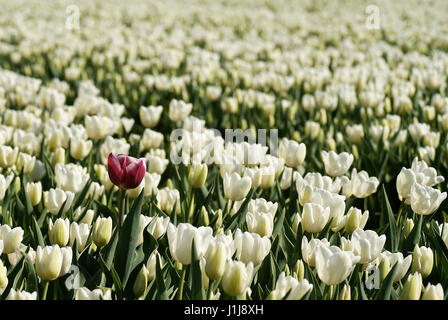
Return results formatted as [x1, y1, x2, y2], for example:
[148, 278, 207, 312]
[1, 0, 448, 301]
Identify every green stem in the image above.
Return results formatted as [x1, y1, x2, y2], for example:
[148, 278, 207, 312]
[177, 266, 187, 300]
[41, 281, 49, 300]
[206, 280, 213, 300]
[118, 188, 126, 235]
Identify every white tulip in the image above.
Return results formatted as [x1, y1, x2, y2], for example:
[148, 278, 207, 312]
[301, 236, 330, 267]
[69, 222, 90, 252]
[140, 105, 163, 128]
[167, 223, 213, 265]
[351, 228, 386, 264]
[301, 203, 330, 234]
[315, 245, 360, 285]
[0, 225, 24, 254]
[233, 229, 271, 266]
[221, 260, 253, 297]
[409, 183, 447, 215]
[321, 151, 353, 177]
[44, 188, 75, 215]
[169, 99, 192, 122]
[278, 138, 306, 167]
[268, 272, 313, 300]
[6, 289, 37, 300]
[223, 172, 252, 201]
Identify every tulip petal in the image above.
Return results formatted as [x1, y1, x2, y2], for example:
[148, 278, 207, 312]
[122, 158, 147, 189]
[108, 153, 123, 187]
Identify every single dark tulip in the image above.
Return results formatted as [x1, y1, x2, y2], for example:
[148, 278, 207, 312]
[108, 153, 146, 189]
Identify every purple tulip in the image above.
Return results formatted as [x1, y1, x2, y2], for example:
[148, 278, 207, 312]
[108, 153, 146, 190]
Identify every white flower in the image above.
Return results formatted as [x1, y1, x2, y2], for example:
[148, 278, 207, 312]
[35, 245, 72, 280]
[0, 225, 24, 254]
[422, 283, 444, 300]
[409, 183, 447, 215]
[0, 174, 13, 201]
[6, 289, 37, 300]
[315, 245, 360, 285]
[301, 203, 330, 234]
[223, 172, 252, 201]
[84, 115, 117, 140]
[156, 188, 181, 215]
[140, 105, 163, 128]
[99, 136, 130, 165]
[69, 222, 90, 252]
[0, 145, 18, 168]
[268, 272, 313, 300]
[221, 260, 253, 297]
[169, 99, 192, 122]
[246, 211, 274, 238]
[346, 124, 364, 144]
[380, 251, 412, 282]
[233, 229, 271, 266]
[146, 216, 170, 239]
[145, 154, 169, 175]
[75, 287, 112, 300]
[278, 138, 306, 167]
[167, 223, 213, 265]
[301, 236, 330, 267]
[44, 188, 75, 215]
[342, 168, 379, 198]
[321, 151, 353, 177]
[351, 228, 386, 264]
[55, 163, 89, 194]
[140, 128, 164, 151]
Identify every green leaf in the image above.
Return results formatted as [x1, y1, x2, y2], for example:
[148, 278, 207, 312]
[32, 216, 45, 246]
[114, 189, 144, 287]
[381, 185, 398, 252]
[375, 263, 399, 300]
[189, 238, 205, 299]
[226, 188, 255, 231]
[155, 254, 168, 300]
[405, 214, 423, 252]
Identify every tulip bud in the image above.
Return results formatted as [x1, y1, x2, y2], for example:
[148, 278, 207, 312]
[92, 217, 112, 247]
[52, 147, 65, 166]
[400, 272, 422, 300]
[411, 245, 433, 278]
[146, 250, 160, 281]
[424, 106, 436, 121]
[339, 284, 351, 300]
[404, 218, 414, 237]
[205, 239, 230, 280]
[198, 206, 210, 227]
[133, 265, 148, 298]
[213, 209, 223, 231]
[49, 218, 70, 247]
[422, 283, 444, 300]
[293, 259, 304, 281]
[188, 163, 208, 189]
[344, 207, 369, 234]
[379, 256, 390, 282]
[26, 182, 42, 206]
[13, 176, 20, 194]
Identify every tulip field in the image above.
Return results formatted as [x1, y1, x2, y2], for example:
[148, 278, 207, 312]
[1, 0, 448, 301]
